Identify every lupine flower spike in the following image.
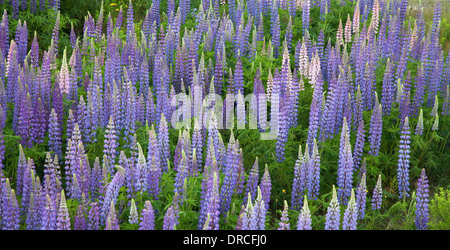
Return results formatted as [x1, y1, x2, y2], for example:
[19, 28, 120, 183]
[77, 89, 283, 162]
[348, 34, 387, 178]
[325, 185, 340, 230]
[415, 168, 429, 230]
[278, 200, 290, 230]
[372, 174, 383, 210]
[297, 195, 312, 230]
[342, 189, 357, 230]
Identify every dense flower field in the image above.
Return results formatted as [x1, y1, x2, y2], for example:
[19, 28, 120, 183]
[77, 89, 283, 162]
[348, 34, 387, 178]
[0, 0, 448, 231]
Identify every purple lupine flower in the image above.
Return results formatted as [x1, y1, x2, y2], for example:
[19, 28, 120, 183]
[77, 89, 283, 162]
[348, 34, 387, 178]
[213, 51, 224, 95]
[4, 189, 20, 230]
[337, 118, 354, 205]
[87, 202, 100, 230]
[219, 133, 240, 216]
[163, 205, 177, 230]
[381, 59, 395, 116]
[129, 199, 139, 225]
[353, 119, 365, 169]
[415, 168, 429, 230]
[51, 12, 60, 60]
[21, 159, 34, 215]
[427, 61, 441, 109]
[105, 201, 119, 230]
[235, 148, 246, 196]
[398, 117, 411, 199]
[70, 173, 83, 202]
[158, 113, 170, 171]
[198, 149, 216, 230]
[139, 200, 155, 230]
[0, 178, 11, 228]
[369, 102, 383, 156]
[0, 108, 4, 174]
[285, 16, 293, 53]
[41, 194, 57, 230]
[353, 85, 363, 129]
[412, 64, 425, 116]
[191, 118, 203, 174]
[43, 152, 60, 201]
[16, 144, 27, 196]
[145, 87, 157, 125]
[291, 145, 308, 210]
[16, 20, 28, 65]
[260, 164, 272, 211]
[89, 157, 103, 200]
[0, 10, 9, 59]
[121, 150, 135, 200]
[302, 0, 310, 35]
[26, 175, 45, 230]
[0, 55, 5, 85]
[115, 5, 123, 30]
[52, 80, 64, 128]
[30, 31, 39, 68]
[95, 2, 104, 41]
[31, 102, 47, 145]
[236, 205, 246, 230]
[74, 204, 87, 230]
[137, 141, 150, 196]
[17, 93, 33, 148]
[56, 190, 71, 230]
[278, 200, 290, 230]
[69, 22, 77, 49]
[104, 116, 118, 174]
[297, 195, 312, 230]
[325, 185, 340, 230]
[100, 165, 125, 225]
[125, 0, 135, 44]
[272, 14, 281, 58]
[342, 190, 358, 230]
[11, 0, 19, 19]
[174, 150, 189, 200]
[442, 85, 449, 116]
[127, 139, 142, 196]
[276, 94, 289, 162]
[233, 53, 244, 96]
[1, 178, 8, 223]
[241, 193, 254, 230]
[308, 139, 321, 200]
[251, 187, 266, 230]
[356, 173, 367, 220]
[204, 170, 220, 230]
[33, 176, 46, 219]
[243, 157, 259, 205]
[48, 108, 62, 158]
[371, 174, 383, 210]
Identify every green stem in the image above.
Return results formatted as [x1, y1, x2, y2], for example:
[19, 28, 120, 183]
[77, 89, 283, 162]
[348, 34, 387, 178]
[439, 134, 448, 154]
[418, 124, 433, 162]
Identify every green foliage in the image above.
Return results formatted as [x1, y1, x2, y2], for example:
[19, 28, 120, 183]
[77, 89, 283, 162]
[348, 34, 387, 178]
[428, 187, 450, 230]
[1, 6, 76, 58]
